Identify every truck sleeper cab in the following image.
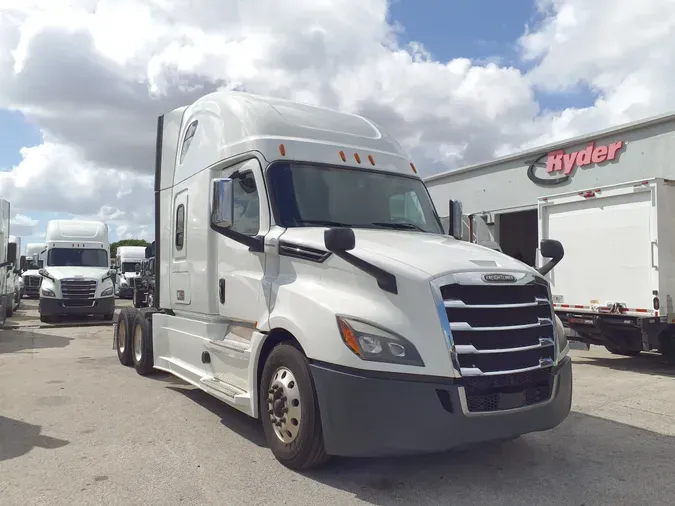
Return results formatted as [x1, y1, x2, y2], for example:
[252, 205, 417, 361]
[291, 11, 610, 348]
[39, 220, 115, 323]
[114, 91, 572, 470]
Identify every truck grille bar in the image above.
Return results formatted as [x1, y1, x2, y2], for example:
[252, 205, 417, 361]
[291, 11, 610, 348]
[432, 272, 556, 413]
[61, 279, 97, 300]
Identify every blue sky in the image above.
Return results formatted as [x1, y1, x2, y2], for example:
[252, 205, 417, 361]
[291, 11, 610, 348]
[1, 0, 599, 251]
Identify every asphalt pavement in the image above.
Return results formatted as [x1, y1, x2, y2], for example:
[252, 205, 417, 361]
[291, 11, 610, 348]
[1, 298, 675, 505]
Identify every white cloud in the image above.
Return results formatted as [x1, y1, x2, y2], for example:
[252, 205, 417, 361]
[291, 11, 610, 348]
[0, 0, 674, 236]
[11, 213, 38, 227]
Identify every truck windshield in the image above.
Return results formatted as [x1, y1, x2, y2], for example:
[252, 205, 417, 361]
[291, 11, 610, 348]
[25, 260, 38, 270]
[267, 162, 444, 234]
[121, 262, 137, 273]
[47, 248, 108, 267]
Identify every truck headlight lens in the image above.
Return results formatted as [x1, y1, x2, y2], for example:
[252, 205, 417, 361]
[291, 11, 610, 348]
[336, 316, 424, 367]
[41, 288, 55, 297]
[101, 287, 114, 297]
[554, 314, 569, 361]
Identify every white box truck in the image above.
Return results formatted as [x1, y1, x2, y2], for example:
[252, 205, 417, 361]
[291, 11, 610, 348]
[115, 246, 147, 299]
[114, 91, 572, 470]
[22, 242, 46, 298]
[38, 220, 116, 323]
[540, 178, 675, 359]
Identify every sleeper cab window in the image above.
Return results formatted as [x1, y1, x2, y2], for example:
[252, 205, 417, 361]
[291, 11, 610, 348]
[231, 172, 260, 236]
[179, 120, 198, 164]
[175, 204, 185, 250]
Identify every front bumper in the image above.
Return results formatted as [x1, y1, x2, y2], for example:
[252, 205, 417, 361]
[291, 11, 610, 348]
[39, 297, 115, 317]
[310, 355, 573, 458]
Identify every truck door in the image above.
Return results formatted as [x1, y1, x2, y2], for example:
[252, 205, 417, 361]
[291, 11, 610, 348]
[217, 158, 270, 326]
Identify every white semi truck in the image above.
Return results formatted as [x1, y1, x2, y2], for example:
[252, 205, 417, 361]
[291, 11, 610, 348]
[38, 220, 115, 323]
[7, 235, 25, 314]
[22, 242, 46, 298]
[114, 91, 572, 470]
[115, 246, 147, 299]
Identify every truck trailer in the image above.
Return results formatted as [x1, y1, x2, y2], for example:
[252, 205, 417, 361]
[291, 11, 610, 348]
[38, 220, 115, 323]
[0, 199, 17, 325]
[115, 245, 147, 299]
[22, 242, 46, 298]
[114, 91, 572, 470]
[425, 111, 675, 360]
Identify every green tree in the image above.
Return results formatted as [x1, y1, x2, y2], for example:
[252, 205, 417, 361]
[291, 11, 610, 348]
[110, 239, 150, 260]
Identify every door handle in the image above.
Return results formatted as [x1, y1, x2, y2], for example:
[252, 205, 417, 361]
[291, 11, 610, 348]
[219, 278, 225, 304]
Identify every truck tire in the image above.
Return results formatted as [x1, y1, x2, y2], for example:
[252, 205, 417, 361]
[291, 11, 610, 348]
[131, 312, 155, 376]
[605, 345, 641, 357]
[6, 301, 13, 318]
[259, 343, 330, 470]
[116, 308, 134, 366]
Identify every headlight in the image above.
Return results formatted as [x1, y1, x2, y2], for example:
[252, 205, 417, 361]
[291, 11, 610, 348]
[101, 287, 114, 297]
[554, 314, 569, 361]
[41, 287, 55, 297]
[336, 316, 424, 367]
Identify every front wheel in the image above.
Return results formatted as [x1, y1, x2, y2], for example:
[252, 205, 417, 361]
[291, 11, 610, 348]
[259, 343, 330, 470]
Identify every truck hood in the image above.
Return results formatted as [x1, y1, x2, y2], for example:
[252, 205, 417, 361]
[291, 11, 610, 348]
[281, 228, 537, 277]
[41, 266, 109, 281]
[120, 272, 139, 281]
[23, 269, 41, 277]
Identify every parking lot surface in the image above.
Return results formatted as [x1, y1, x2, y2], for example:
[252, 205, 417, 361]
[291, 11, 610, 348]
[1, 299, 675, 505]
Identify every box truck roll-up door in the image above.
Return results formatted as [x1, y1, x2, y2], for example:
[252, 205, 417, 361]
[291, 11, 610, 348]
[539, 183, 656, 315]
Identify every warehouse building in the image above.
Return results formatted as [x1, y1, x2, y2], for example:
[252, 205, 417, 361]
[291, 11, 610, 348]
[425, 111, 675, 267]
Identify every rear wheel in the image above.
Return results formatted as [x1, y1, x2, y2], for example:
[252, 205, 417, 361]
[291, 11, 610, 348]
[131, 312, 155, 376]
[116, 308, 134, 366]
[259, 343, 330, 470]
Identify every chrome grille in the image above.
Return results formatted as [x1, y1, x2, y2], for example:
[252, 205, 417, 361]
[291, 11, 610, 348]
[61, 279, 97, 300]
[436, 273, 556, 413]
[24, 275, 41, 287]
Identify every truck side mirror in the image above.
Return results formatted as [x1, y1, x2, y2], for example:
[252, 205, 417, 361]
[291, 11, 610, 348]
[135, 263, 141, 275]
[211, 178, 234, 229]
[448, 200, 463, 240]
[538, 239, 564, 276]
[324, 228, 355, 252]
[19, 255, 26, 272]
[7, 243, 16, 265]
[145, 246, 151, 259]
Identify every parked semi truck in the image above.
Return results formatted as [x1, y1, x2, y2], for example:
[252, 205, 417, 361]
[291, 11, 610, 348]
[38, 220, 115, 323]
[0, 199, 17, 325]
[22, 242, 46, 298]
[7, 235, 25, 314]
[115, 246, 146, 299]
[114, 91, 572, 470]
[132, 242, 155, 308]
[539, 179, 675, 360]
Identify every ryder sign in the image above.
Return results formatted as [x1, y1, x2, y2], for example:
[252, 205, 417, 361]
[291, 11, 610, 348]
[526, 140, 625, 186]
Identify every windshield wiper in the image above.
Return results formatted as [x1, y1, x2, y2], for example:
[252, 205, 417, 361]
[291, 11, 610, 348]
[296, 220, 353, 227]
[370, 222, 425, 232]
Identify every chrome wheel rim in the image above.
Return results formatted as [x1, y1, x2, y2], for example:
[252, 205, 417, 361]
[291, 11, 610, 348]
[267, 367, 302, 444]
[133, 323, 143, 362]
[118, 320, 126, 353]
